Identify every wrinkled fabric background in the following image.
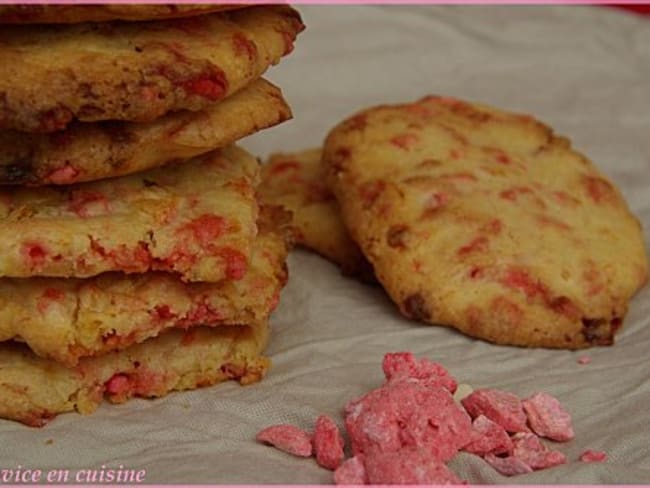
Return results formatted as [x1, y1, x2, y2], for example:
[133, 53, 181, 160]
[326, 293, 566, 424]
[2, 6, 650, 484]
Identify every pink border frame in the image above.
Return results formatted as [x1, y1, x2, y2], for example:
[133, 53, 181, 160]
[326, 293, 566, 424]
[3, 0, 650, 4]
[3, 485, 650, 488]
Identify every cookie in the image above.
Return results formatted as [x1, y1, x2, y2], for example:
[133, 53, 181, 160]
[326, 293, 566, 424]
[0, 205, 292, 366]
[324, 96, 648, 348]
[0, 6, 304, 132]
[0, 5, 244, 24]
[0, 145, 258, 282]
[0, 322, 270, 427]
[260, 149, 373, 279]
[0, 79, 290, 186]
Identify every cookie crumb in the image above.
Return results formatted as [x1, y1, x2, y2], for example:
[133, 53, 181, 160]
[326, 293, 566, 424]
[462, 388, 529, 433]
[463, 414, 512, 456]
[313, 415, 345, 470]
[45, 439, 54, 445]
[382, 351, 457, 392]
[334, 456, 367, 485]
[256, 352, 597, 484]
[364, 446, 464, 484]
[511, 432, 567, 470]
[256, 424, 312, 458]
[484, 453, 533, 476]
[522, 392, 574, 441]
[580, 449, 607, 463]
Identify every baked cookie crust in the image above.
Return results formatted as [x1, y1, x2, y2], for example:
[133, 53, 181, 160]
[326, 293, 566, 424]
[0, 6, 303, 132]
[0, 79, 291, 185]
[0, 322, 270, 427]
[0, 146, 259, 282]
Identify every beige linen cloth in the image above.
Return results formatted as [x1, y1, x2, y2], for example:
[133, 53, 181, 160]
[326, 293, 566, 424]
[2, 6, 649, 484]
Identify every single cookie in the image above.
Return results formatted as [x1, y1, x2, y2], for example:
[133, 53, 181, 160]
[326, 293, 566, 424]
[260, 149, 373, 279]
[0, 6, 304, 132]
[0, 79, 291, 185]
[0, 145, 258, 282]
[0, 205, 292, 366]
[324, 96, 648, 348]
[0, 321, 270, 427]
[0, 5, 245, 24]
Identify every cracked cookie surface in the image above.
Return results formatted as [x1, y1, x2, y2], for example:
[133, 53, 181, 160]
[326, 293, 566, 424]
[0, 205, 292, 366]
[0, 145, 259, 282]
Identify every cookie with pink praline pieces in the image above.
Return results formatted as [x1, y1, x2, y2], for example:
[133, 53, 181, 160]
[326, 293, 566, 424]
[324, 95, 648, 348]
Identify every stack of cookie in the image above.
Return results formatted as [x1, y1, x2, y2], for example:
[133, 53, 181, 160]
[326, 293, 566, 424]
[0, 5, 303, 426]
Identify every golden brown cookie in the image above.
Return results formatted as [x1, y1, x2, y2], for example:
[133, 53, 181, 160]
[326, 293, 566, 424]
[0, 146, 258, 282]
[0, 6, 304, 132]
[260, 148, 373, 279]
[0, 5, 245, 24]
[0, 79, 291, 185]
[0, 322, 270, 427]
[324, 96, 648, 349]
[260, 149, 349, 262]
[0, 205, 292, 367]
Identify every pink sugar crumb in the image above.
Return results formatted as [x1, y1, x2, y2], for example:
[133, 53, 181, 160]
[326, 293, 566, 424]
[256, 424, 312, 458]
[522, 392, 574, 442]
[511, 433, 567, 470]
[345, 378, 473, 462]
[105, 374, 131, 396]
[390, 133, 419, 150]
[313, 415, 345, 470]
[461, 388, 529, 433]
[46, 164, 80, 184]
[219, 247, 248, 280]
[22, 242, 48, 267]
[105, 369, 165, 400]
[382, 351, 457, 393]
[580, 449, 607, 463]
[484, 453, 533, 477]
[364, 446, 464, 485]
[177, 300, 224, 328]
[500, 266, 547, 300]
[150, 304, 176, 322]
[578, 356, 592, 365]
[334, 456, 367, 485]
[183, 74, 226, 100]
[462, 414, 513, 456]
[180, 214, 227, 246]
